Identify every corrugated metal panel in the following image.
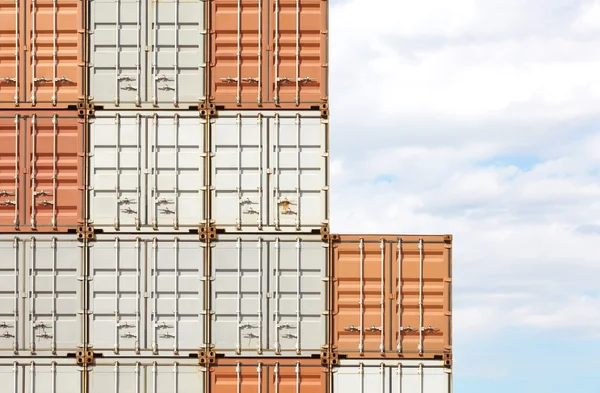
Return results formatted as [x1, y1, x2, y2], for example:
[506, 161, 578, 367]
[88, 235, 206, 356]
[89, 112, 205, 231]
[88, 0, 206, 109]
[89, 359, 206, 393]
[209, 0, 328, 109]
[0, 236, 83, 356]
[333, 360, 451, 393]
[0, 112, 85, 232]
[210, 358, 327, 393]
[0, 0, 83, 107]
[210, 111, 328, 232]
[331, 235, 452, 359]
[0, 359, 82, 393]
[210, 234, 328, 356]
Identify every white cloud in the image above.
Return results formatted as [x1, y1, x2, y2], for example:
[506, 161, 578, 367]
[328, 0, 600, 349]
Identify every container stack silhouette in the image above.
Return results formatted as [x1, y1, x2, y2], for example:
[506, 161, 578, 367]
[0, 0, 451, 392]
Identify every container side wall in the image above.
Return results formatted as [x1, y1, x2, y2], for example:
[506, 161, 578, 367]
[0, 236, 83, 356]
[88, 235, 205, 356]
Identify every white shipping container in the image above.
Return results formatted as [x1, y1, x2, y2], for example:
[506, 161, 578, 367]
[88, 235, 206, 356]
[0, 359, 81, 393]
[89, 112, 205, 232]
[89, 359, 206, 393]
[0, 236, 83, 356]
[209, 234, 328, 356]
[333, 360, 451, 393]
[88, 0, 206, 109]
[210, 111, 329, 232]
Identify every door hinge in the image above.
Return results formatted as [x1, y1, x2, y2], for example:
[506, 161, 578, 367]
[77, 223, 96, 242]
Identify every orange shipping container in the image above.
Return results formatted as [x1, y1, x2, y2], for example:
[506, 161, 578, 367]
[0, 112, 85, 231]
[209, 0, 328, 109]
[0, 0, 84, 108]
[331, 235, 452, 359]
[210, 358, 328, 393]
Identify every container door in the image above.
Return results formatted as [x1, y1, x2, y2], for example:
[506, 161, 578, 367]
[268, 113, 327, 230]
[210, 0, 267, 107]
[333, 239, 391, 356]
[0, 0, 21, 105]
[209, 361, 268, 393]
[146, 237, 205, 354]
[268, 362, 327, 393]
[391, 363, 450, 393]
[268, 238, 327, 355]
[89, 114, 146, 230]
[0, 114, 21, 229]
[88, 237, 145, 355]
[25, 0, 83, 106]
[269, 0, 327, 107]
[89, 360, 206, 393]
[0, 237, 21, 355]
[3, 361, 82, 393]
[148, 114, 205, 229]
[24, 237, 83, 356]
[211, 238, 269, 355]
[392, 238, 451, 357]
[149, 0, 205, 106]
[211, 113, 268, 230]
[333, 364, 385, 393]
[89, 0, 148, 107]
[25, 114, 84, 231]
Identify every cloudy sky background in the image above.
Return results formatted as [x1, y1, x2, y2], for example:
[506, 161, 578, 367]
[329, 1, 600, 391]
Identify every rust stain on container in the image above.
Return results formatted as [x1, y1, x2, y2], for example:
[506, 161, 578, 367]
[210, 358, 327, 393]
[209, 0, 327, 109]
[0, 112, 84, 231]
[331, 235, 452, 359]
[0, 0, 83, 107]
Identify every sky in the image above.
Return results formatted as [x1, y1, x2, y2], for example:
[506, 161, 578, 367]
[328, 1, 600, 392]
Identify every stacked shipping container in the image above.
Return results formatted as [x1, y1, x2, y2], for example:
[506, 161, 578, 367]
[0, 1, 452, 392]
